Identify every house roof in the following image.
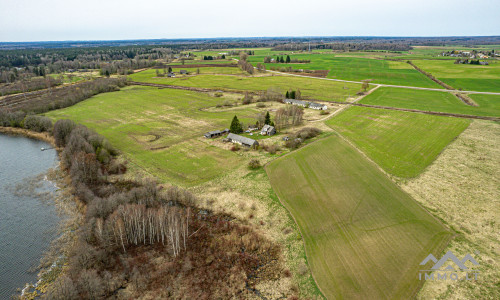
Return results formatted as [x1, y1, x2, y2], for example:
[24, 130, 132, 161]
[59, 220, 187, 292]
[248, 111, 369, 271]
[284, 98, 308, 106]
[227, 133, 258, 146]
[309, 102, 326, 109]
[261, 124, 275, 133]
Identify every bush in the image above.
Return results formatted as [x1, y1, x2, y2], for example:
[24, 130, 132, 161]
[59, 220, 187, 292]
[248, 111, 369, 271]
[319, 109, 329, 115]
[248, 159, 261, 169]
[214, 92, 223, 97]
[230, 144, 240, 151]
[23, 115, 53, 132]
[53, 119, 77, 147]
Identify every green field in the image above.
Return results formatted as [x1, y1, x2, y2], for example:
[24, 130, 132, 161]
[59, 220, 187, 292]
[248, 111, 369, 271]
[129, 70, 362, 102]
[247, 54, 442, 88]
[360, 87, 500, 117]
[45, 86, 268, 186]
[412, 59, 500, 92]
[326, 106, 470, 178]
[266, 135, 451, 299]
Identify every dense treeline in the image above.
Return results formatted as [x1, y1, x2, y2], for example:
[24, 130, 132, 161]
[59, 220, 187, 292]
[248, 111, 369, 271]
[0, 46, 165, 83]
[0, 77, 127, 113]
[0, 76, 62, 96]
[272, 42, 412, 52]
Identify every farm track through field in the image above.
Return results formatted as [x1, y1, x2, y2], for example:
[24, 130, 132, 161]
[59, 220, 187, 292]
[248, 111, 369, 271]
[233, 58, 500, 95]
[130, 81, 498, 121]
[129, 81, 259, 95]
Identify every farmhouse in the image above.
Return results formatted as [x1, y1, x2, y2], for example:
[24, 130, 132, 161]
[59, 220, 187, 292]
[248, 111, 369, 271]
[227, 133, 259, 147]
[204, 129, 229, 138]
[284, 98, 328, 110]
[180, 70, 188, 74]
[260, 124, 276, 136]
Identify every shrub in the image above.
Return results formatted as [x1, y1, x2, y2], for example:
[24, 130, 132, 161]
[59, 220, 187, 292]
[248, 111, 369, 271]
[230, 144, 240, 151]
[23, 115, 53, 132]
[214, 92, 223, 97]
[248, 159, 261, 169]
[53, 119, 77, 147]
[319, 109, 329, 115]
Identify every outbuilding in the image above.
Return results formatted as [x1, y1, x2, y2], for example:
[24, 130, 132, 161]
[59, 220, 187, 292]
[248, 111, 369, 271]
[260, 124, 276, 136]
[227, 133, 259, 147]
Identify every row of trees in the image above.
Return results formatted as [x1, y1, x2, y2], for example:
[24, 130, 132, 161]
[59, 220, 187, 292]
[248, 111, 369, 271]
[274, 105, 304, 130]
[285, 89, 301, 99]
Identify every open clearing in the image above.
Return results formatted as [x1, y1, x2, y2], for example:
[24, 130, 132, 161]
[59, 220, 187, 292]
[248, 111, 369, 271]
[412, 59, 500, 92]
[45, 86, 266, 186]
[326, 106, 470, 178]
[360, 87, 500, 118]
[129, 71, 362, 101]
[401, 120, 500, 299]
[266, 134, 451, 299]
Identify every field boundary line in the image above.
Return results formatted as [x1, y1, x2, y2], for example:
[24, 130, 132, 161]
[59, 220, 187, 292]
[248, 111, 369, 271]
[232, 58, 500, 95]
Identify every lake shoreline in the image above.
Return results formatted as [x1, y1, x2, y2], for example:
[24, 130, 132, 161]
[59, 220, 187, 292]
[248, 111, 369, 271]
[0, 128, 81, 299]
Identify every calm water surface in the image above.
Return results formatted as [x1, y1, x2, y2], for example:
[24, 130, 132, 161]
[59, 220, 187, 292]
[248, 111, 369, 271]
[0, 134, 60, 299]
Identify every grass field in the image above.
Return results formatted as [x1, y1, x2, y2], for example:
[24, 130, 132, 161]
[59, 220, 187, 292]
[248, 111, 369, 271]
[45, 86, 268, 186]
[266, 135, 451, 299]
[129, 71, 362, 102]
[412, 59, 500, 92]
[359, 87, 500, 117]
[326, 106, 470, 178]
[247, 54, 442, 88]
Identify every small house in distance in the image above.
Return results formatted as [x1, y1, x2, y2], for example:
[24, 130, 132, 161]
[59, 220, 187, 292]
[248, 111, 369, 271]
[227, 133, 259, 147]
[180, 70, 188, 74]
[167, 72, 176, 77]
[308, 102, 328, 110]
[260, 124, 276, 136]
[284, 98, 328, 110]
[204, 129, 229, 138]
[284, 99, 309, 107]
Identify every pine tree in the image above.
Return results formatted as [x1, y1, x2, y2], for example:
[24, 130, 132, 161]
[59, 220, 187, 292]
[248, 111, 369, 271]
[276, 56, 280, 63]
[168, 67, 172, 73]
[286, 55, 291, 63]
[230, 116, 243, 134]
[285, 91, 289, 98]
[290, 90, 296, 99]
[265, 111, 271, 125]
[280, 56, 284, 63]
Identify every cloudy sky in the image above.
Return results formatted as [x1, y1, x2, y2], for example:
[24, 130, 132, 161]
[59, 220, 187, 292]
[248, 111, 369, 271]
[0, 0, 498, 42]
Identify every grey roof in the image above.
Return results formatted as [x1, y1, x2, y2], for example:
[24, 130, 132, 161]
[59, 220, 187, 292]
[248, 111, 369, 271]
[308, 102, 326, 109]
[284, 98, 308, 106]
[261, 124, 276, 133]
[227, 133, 258, 146]
[285, 98, 326, 109]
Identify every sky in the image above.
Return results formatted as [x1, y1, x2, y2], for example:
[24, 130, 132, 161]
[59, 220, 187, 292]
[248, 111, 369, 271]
[0, 0, 499, 42]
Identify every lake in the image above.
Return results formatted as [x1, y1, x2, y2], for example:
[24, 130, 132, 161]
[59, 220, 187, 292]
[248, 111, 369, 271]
[0, 133, 60, 299]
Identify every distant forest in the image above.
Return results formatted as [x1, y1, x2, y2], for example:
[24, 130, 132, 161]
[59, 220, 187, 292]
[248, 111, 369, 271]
[1, 36, 499, 84]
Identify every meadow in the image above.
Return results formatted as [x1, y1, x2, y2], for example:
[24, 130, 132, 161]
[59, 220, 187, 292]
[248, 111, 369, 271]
[326, 106, 470, 178]
[412, 59, 500, 92]
[45, 86, 267, 186]
[266, 134, 451, 299]
[129, 70, 362, 101]
[359, 87, 500, 117]
[247, 54, 443, 88]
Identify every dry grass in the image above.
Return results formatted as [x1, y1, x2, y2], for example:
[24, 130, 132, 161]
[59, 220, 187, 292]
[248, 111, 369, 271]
[401, 120, 500, 299]
[190, 164, 323, 299]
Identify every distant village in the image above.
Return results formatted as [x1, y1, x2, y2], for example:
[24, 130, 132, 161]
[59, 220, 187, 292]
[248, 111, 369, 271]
[440, 49, 497, 65]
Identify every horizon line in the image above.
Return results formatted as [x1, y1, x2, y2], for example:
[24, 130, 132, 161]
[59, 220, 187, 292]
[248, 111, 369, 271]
[1, 35, 500, 44]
